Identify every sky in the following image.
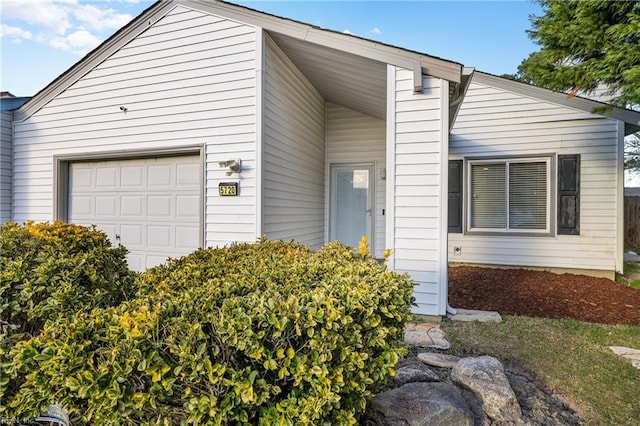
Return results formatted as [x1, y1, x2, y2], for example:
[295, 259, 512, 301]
[1, 0, 544, 97]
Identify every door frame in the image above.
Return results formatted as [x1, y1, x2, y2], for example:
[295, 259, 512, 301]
[329, 162, 375, 251]
[53, 145, 205, 248]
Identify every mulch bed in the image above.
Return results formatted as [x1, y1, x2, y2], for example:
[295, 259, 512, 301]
[448, 266, 640, 325]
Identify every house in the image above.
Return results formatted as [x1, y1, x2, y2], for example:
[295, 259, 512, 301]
[2, 0, 639, 316]
[448, 72, 640, 278]
[1, 92, 30, 224]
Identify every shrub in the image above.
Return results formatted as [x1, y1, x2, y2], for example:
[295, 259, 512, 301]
[3, 240, 415, 425]
[0, 221, 136, 416]
[0, 222, 136, 338]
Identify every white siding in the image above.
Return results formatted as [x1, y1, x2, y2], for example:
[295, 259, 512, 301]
[11, 6, 259, 248]
[388, 67, 447, 315]
[1, 111, 12, 223]
[326, 103, 386, 257]
[449, 80, 622, 274]
[262, 36, 325, 248]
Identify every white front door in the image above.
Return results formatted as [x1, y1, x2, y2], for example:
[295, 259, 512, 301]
[330, 164, 374, 251]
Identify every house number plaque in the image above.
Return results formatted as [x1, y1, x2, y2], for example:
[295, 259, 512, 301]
[219, 182, 238, 196]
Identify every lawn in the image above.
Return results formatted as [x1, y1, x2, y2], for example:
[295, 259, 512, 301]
[441, 316, 640, 425]
[617, 261, 640, 290]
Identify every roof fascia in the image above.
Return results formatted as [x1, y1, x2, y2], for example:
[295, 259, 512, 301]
[15, 0, 175, 122]
[449, 67, 475, 130]
[185, 0, 461, 84]
[474, 72, 640, 134]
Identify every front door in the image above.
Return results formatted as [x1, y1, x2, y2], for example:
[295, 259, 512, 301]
[330, 164, 374, 251]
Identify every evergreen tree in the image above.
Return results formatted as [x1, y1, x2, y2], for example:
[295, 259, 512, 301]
[517, 0, 640, 109]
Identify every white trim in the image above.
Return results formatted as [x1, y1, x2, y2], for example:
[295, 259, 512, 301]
[183, 0, 461, 83]
[14, 1, 176, 122]
[439, 78, 450, 315]
[385, 64, 396, 270]
[329, 163, 375, 251]
[255, 27, 265, 239]
[474, 72, 640, 132]
[16, 0, 462, 123]
[616, 121, 625, 273]
[53, 145, 206, 248]
[466, 157, 552, 235]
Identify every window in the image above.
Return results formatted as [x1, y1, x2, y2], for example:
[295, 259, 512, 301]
[468, 158, 551, 233]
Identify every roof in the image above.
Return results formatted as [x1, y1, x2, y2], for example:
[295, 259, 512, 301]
[473, 71, 640, 135]
[0, 96, 31, 111]
[14, 0, 463, 122]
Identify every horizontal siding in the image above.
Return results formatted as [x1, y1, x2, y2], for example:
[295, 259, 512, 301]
[262, 35, 325, 248]
[12, 6, 259, 249]
[449, 80, 621, 272]
[326, 103, 386, 257]
[1, 111, 12, 223]
[392, 68, 445, 315]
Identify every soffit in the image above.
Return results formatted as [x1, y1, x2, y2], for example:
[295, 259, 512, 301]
[268, 32, 387, 120]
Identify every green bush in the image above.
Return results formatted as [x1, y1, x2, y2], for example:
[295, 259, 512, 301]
[2, 240, 415, 425]
[0, 221, 136, 417]
[0, 222, 136, 338]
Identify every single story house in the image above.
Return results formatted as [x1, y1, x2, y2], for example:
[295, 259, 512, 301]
[1, 0, 639, 316]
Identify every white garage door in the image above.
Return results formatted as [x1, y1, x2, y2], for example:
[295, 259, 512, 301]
[68, 155, 201, 271]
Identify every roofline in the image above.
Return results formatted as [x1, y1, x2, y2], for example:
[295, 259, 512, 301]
[474, 71, 640, 135]
[15, 0, 462, 121]
[186, 0, 462, 82]
[15, 0, 174, 122]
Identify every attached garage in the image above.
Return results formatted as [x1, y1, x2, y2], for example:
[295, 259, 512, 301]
[65, 155, 202, 271]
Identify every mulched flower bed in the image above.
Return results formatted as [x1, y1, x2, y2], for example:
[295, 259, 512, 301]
[448, 266, 640, 325]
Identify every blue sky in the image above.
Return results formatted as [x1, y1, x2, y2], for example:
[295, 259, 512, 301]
[1, 0, 543, 97]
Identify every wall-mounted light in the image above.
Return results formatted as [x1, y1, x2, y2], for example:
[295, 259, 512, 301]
[219, 158, 242, 176]
[379, 167, 386, 180]
[119, 106, 128, 112]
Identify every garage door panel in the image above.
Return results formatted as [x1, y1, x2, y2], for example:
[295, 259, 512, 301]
[121, 195, 144, 216]
[148, 195, 171, 217]
[176, 228, 200, 249]
[121, 166, 144, 187]
[177, 163, 200, 186]
[96, 195, 117, 216]
[148, 164, 172, 187]
[120, 224, 143, 247]
[70, 196, 92, 215]
[176, 195, 199, 217]
[147, 225, 171, 248]
[68, 155, 201, 271]
[96, 167, 117, 188]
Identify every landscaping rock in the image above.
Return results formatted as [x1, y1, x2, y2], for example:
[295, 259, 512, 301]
[365, 382, 474, 426]
[609, 346, 640, 369]
[393, 357, 440, 386]
[404, 323, 450, 349]
[417, 352, 461, 368]
[451, 356, 523, 423]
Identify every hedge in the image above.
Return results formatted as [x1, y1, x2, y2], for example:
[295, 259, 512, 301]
[2, 239, 415, 424]
[0, 221, 136, 422]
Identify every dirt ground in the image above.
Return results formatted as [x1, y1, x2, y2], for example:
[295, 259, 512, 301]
[448, 266, 640, 325]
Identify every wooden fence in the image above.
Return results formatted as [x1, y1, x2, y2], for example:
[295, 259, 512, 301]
[625, 196, 640, 252]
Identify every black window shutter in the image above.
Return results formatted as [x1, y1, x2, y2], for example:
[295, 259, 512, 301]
[557, 154, 580, 235]
[448, 160, 463, 233]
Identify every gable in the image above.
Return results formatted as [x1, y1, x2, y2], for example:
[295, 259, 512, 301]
[15, 0, 463, 122]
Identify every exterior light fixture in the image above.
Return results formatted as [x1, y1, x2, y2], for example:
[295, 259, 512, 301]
[219, 158, 242, 176]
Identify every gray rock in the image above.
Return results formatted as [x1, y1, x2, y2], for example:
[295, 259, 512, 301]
[451, 356, 522, 423]
[365, 382, 474, 426]
[417, 352, 461, 368]
[404, 323, 451, 349]
[393, 357, 440, 386]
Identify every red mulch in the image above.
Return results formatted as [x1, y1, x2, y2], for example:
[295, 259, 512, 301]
[448, 266, 640, 325]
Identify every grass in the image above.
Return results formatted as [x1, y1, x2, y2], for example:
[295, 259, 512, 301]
[617, 262, 640, 290]
[440, 316, 640, 425]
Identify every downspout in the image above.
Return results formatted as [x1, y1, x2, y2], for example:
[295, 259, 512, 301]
[445, 68, 474, 317]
